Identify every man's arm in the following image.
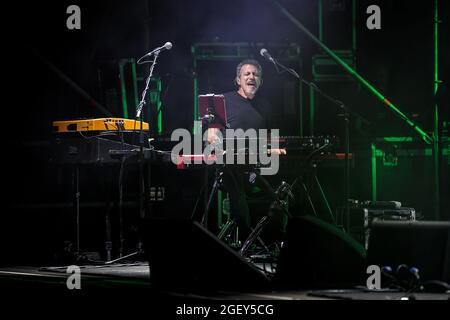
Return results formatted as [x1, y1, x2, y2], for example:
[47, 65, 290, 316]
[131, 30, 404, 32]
[207, 128, 221, 144]
[268, 148, 287, 155]
[267, 130, 286, 155]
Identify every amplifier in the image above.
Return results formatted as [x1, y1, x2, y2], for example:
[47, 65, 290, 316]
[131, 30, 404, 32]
[343, 201, 416, 250]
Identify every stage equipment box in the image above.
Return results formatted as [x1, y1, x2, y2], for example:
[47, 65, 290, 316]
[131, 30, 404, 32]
[345, 201, 416, 250]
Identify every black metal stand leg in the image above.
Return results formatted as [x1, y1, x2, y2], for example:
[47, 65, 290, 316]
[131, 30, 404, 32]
[101, 167, 115, 262]
[105, 251, 140, 265]
[294, 165, 336, 225]
[218, 219, 236, 240]
[73, 164, 80, 255]
[134, 158, 150, 254]
[239, 216, 270, 257]
[105, 204, 113, 262]
[343, 113, 351, 232]
[313, 175, 336, 224]
[301, 181, 318, 217]
[203, 167, 209, 225]
[118, 157, 126, 258]
[217, 218, 242, 249]
[201, 168, 222, 228]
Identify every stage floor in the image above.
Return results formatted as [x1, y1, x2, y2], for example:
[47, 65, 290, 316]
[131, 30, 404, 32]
[0, 264, 448, 301]
[0, 264, 317, 299]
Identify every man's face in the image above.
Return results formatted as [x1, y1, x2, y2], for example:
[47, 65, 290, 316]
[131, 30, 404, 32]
[237, 64, 262, 99]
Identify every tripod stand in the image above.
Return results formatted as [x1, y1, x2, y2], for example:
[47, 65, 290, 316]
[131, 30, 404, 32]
[287, 143, 337, 225]
[294, 161, 336, 224]
[196, 165, 224, 228]
[196, 163, 273, 254]
[239, 170, 294, 257]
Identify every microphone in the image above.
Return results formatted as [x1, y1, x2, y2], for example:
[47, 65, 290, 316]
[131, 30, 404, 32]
[146, 42, 173, 56]
[260, 48, 275, 63]
[202, 114, 215, 122]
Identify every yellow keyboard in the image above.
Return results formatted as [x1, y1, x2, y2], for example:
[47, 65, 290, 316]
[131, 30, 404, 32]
[53, 118, 149, 132]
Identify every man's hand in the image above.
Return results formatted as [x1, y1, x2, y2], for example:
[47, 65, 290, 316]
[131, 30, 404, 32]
[207, 128, 220, 144]
[268, 148, 287, 155]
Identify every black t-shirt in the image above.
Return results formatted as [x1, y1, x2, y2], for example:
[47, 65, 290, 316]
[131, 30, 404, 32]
[223, 91, 270, 131]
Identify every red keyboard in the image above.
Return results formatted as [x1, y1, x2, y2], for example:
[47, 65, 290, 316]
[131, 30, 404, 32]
[175, 152, 352, 169]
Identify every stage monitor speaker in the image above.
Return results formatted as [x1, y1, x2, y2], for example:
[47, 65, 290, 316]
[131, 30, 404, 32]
[368, 220, 450, 283]
[274, 215, 367, 289]
[141, 218, 271, 291]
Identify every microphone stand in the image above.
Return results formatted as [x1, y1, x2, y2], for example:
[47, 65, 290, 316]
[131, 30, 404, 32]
[136, 50, 159, 219]
[105, 51, 160, 265]
[269, 58, 348, 228]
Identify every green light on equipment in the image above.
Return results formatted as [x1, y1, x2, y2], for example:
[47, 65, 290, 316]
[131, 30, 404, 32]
[383, 137, 413, 143]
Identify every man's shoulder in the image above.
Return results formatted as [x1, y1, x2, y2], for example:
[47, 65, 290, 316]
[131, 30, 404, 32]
[222, 91, 237, 99]
[222, 91, 240, 109]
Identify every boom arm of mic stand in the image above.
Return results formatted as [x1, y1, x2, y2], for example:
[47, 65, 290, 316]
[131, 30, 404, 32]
[136, 51, 159, 119]
[273, 59, 345, 112]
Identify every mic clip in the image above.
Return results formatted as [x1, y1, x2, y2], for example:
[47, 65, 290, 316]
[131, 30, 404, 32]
[202, 114, 215, 124]
[146, 47, 163, 57]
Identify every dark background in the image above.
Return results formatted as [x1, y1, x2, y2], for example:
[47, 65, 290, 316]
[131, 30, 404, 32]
[2, 0, 449, 264]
